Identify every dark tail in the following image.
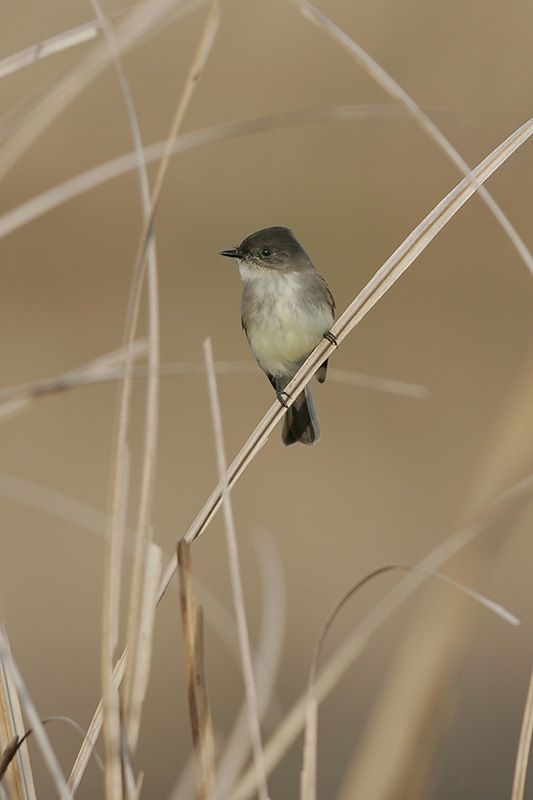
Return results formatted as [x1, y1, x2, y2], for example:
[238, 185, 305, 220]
[282, 385, 320, 446]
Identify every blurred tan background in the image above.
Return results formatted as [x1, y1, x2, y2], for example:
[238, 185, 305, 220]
[0, 0, 532, 797]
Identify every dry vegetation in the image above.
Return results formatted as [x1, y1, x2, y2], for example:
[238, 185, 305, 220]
[0, 1, 532, 799]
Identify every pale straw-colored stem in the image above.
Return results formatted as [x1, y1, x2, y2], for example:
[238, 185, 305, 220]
[203, 339, 270, 800]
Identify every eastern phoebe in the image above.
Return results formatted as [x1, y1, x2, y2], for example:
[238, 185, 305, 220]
[220, 227, 336, 446]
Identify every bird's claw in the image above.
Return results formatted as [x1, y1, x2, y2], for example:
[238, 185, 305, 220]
[276, 390, 291, 409]
[323, 330, 338, 347]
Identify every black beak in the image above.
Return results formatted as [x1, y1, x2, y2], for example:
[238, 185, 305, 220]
[219, 248, 242, 259]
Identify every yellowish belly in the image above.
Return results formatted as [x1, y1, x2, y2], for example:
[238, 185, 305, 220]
[247, 302, 333, 377]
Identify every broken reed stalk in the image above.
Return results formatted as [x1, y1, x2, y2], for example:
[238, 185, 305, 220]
[0, 629, 71, 800]
[177, 541, 216, 800]
[0, 630, 36, 800]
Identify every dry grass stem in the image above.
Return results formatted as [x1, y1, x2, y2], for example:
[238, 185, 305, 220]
[203, 338, 269, 800]
[299, 700, 317, 800]
[121, 0, 218, 761]
[0, 472, 284, 713]
[0, 736, 27, 789]
[0, 0, 206, 182]
[0, 474, 122, 545]
[0, 630, 36, 800]
[41, 716, 104, 773]
[215, 532, 285, 799]
[0, 471, 283, 717]
[0, 21, 99, 80]
[0, 715, 104, 786]
[337, 591, 471, 800]
[0, 340, 148, 420]
[67, 651, 128, 796]
[301, 564, 518, 800]
[0, 398, 31, 422]
[511, 666, 533, 800]
[0, 357, 426, 424]
[309, 565, 518, 690]
[91, 0, 162, 764]
[0, 5, 155, 81]
[0, 628, 71, 800]
[77, 2, 219, 791]
[464, 352, 533, 515]
[101, 443, 130, 800]
[123, 543, 162, 752]
[0, 105, 419, 242]
[1, 3, 529, 796]
[177, 541, 216, 800]
[62, 121, 530, 797]
[234, 472, 533, 800]
[183, 117, 532, 546]
[291, 0, 533, 275]
[122, 736, 140, 800]
[326, 367, 427, 398]
[166, 749, 200, 800]
[140, 0, 220, 234]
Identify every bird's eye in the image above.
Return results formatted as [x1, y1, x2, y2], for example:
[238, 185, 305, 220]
[260, 247, 272, 258]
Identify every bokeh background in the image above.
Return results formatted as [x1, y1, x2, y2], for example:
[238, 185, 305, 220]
[1, 0, 532, 797]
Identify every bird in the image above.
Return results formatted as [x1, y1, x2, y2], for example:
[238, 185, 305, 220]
[220, 226, 336, 446]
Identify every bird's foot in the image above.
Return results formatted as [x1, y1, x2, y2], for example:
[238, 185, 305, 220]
[276, 390, 291, 409]
[323, 330, 338, 347]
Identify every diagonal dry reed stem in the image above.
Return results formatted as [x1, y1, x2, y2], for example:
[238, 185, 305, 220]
[64, 118, 531, 795]
[66, 650, 128, 796]
[0, 20, 99, 80]
[0, 5, 157, 82]
[235, 473, 533, 800]
[0, 357, 426, 422]
[300, 565, 519, 800]
[290, 0, 533, 275]
[0, 340, 148, 421]
[0, 105, 427, 243]
[0, 0, 206, 182]
[181, 117, 533, 546]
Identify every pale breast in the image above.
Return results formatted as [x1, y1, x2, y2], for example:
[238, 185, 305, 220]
[241, 269, 333, 378]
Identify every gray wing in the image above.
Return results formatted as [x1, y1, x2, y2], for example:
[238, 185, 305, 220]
[318, 271, 335, 317]
[314, 271, 335, 384]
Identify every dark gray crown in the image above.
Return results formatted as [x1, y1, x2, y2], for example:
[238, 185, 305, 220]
[239, 227, 304, 257]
